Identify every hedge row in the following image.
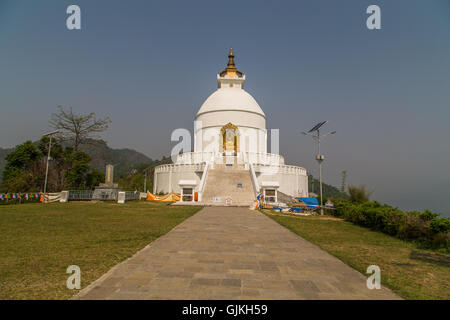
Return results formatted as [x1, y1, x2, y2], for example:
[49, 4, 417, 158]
[331, 200, 450, 251]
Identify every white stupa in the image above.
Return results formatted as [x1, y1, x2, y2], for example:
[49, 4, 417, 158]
[154, 49, 308, 205]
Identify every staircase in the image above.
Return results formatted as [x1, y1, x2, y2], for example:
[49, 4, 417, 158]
[200, 162, 255, 206]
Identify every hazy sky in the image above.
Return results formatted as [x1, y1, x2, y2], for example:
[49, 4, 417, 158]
[1, 0, 449, 216]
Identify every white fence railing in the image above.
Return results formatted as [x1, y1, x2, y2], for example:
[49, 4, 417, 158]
[155, 163, 205, 173]
[174, 151, 284, 166]
[176, 152, 214, 164]
[252, 164, 307, 176]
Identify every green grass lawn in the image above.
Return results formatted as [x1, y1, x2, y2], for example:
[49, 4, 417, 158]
[0, 201, 201, 300]
[265, 211, 450, 300]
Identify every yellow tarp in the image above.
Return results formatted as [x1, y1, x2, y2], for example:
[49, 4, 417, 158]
[147, 192, 180, 202]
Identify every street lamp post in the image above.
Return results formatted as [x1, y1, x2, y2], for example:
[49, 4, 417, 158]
[143, 167, 151, 193]
[302, 121, 335, 215]
[43, 130, 59, 203]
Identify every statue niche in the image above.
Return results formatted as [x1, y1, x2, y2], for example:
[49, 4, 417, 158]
[220, 122, 239, 155]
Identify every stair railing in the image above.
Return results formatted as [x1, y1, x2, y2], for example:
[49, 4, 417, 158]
[249, 162, 260, 198]
[198, 162, 209, 202]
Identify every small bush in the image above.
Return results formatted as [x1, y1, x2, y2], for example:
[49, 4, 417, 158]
[397, 214, 429, 240]
[429, 218, 450, 234]
[348, 185, 372, 203]
[329, 198, 448, 250]
[431, 232, 449, 249]
[419, 210, 439, 221]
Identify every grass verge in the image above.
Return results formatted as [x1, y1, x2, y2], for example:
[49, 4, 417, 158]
[0, 201, 201, 299]
[264, 210, 450, 300]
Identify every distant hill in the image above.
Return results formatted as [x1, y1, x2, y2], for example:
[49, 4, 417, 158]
[1, 142, 344, 196]
[308, 174, 346, 199]
[0, 147, 13, 183]
[0, 140, 153, 182]
[77, 140, 154, 178]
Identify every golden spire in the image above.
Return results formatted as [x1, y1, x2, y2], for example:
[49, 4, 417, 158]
[227, 48, 236, 69]
[220, 48, 243, 78]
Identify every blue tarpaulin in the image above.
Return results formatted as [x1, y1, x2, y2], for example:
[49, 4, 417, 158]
[298, 197, 319, 208]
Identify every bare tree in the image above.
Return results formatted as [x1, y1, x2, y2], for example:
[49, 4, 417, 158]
[49, 106, 111, 151]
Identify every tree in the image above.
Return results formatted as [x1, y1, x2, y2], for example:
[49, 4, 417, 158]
[65, 150, 91, 189]
[49, 106, 111, 151]
[86, 169, 105, 189]
[1, 141, 43, 192]
[348, 185, 373, 203]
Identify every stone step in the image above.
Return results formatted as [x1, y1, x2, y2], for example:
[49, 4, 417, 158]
[201, 165, 255, 206]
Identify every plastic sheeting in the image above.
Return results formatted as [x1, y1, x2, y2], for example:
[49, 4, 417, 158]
[147, 192, 181, 202]
[298, 197, 319, 208]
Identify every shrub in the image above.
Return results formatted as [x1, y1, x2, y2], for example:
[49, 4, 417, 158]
[382, 209, 403, 236]
[348, 185, 372, 203]
[429, 218, 450, 234]
[431, 232, 449, 249]
[397, 214, 429, 240]
[419, 210, 439, 221]
[329, 198, 448, 250]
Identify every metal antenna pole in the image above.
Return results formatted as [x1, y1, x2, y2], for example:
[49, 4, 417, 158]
[42, 130, 59, 203]
[317, 129, 324, 215]
[43, 135, 52, 203]
[302, 121, 334, 216]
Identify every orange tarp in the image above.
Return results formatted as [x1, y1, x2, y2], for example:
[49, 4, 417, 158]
[147, 192, 180, 202]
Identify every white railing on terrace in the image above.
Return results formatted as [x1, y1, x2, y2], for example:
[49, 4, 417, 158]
[176, 152, 214, 164]
[252, 163, 307, 176]
[175, 151, 284, 166]
[244, 152, 284, 165]
[154, 163, 205, 173]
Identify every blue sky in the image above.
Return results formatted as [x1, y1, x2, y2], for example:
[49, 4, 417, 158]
[0, 0, 449, 216]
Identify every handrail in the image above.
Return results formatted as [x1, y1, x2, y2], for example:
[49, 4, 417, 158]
[198, 162, 209, 201]
[249, 163, 260, 197]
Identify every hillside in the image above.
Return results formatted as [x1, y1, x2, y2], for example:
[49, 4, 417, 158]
[1, 142, 343, 195]
[77, 140, 153, 178]
[308, 174, 346, 199]
[0, 147, 13, 183]
[0, 140, 153, 183]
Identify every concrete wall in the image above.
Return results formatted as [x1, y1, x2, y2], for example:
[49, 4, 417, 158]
[154, 164, 204, 194]
[255, 165, 308, 198]
[154, 162, 308, 198]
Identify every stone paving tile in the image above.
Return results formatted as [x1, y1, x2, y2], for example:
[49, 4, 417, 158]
[74, 207, 401, 300]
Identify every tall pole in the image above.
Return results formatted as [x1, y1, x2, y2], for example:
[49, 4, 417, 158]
[42, 130, 59, 203]
[302, 122, 335, 216]
[43, 135, 52, 203]
[143, 169, 147, 193]
[317, 129, 324, 215]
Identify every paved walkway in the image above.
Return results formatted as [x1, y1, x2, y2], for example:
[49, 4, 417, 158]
[74, 207, 400, 299]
